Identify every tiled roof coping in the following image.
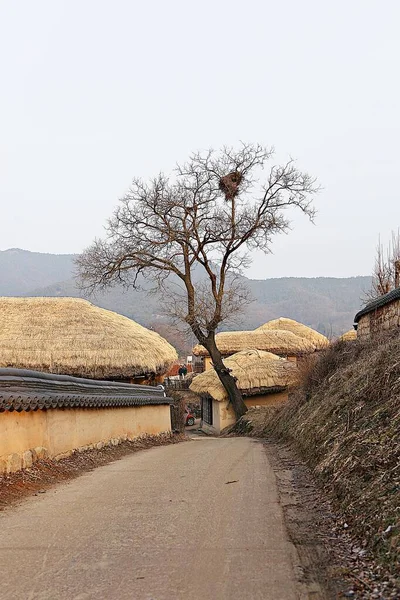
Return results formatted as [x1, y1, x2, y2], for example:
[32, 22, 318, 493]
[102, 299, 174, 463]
[354, 287, 400, 323]
[0, 368, 172, 412]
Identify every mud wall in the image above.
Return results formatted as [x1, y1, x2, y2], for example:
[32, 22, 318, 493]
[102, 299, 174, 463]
[201, 391, 288, 435]
[357, 298, 400, 340]
[0, 404, 171, 474]
[0, 368, 172, 475]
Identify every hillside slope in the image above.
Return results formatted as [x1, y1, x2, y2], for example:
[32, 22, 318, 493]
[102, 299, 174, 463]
[244, 335, 399, 574]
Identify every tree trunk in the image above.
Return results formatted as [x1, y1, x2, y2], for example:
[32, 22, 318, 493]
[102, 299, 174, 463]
[204, 334, 248, 421]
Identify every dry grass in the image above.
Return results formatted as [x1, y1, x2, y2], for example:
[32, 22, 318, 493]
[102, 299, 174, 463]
[241, 334, 400, 572]
[255, 317, 329, 349]
[192, 329, 316, 357]
[0, 297, 177, 379]
[190, 349, 299, 401]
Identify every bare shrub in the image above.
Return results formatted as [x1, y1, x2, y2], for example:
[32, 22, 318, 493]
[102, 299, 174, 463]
[366, 229, 400, 301]
[169, 391, 187, 433]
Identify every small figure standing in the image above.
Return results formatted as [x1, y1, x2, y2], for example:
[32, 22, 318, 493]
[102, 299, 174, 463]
[178, 364, 188, 380]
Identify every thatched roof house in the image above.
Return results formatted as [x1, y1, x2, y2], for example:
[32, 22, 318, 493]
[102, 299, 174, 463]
[190, 350, 298, 401]
[339, 329, 357, 342]
[255, 317, 329, 349]
[190, 349, 299, 434]
[192, 329, 315, 359]
[0, 297, 177, 381]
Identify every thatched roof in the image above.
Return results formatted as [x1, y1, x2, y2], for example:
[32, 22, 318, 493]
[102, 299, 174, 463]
[339, 329, 357, 342]
[192, 329, 315, 357]
[255, 317, 329, 349]
[190, 350, 299, 401]
[0, 297, 177, 379]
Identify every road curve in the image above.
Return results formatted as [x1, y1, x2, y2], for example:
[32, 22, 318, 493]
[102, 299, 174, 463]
[0, 438, 300, 600]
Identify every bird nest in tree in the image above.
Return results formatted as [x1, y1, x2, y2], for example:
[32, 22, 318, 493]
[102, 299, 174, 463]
[219, 171, 243, 200]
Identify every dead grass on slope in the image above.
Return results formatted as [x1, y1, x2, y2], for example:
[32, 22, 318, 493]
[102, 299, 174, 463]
[229, 334, 400, 575]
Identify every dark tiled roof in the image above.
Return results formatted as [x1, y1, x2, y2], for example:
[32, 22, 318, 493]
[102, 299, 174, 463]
[0, 368, 172, 412]
[354, 288, 400, 323]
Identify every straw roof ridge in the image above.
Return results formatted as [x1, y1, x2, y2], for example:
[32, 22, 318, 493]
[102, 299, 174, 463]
[190, 349, 299, 402]
[192, 328, 316, 357]
[255, 317, 329, 349]
[0, 297, 178, 379]
[339, 329, 357, 342]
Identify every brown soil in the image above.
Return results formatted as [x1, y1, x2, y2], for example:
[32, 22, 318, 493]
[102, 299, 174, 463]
[0, 432, 187, 511]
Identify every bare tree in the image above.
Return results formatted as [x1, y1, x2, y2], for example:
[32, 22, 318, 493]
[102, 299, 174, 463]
[366, 229, 400, 301]
[391, 229, 400, 288]
[76, 144, 318, 420]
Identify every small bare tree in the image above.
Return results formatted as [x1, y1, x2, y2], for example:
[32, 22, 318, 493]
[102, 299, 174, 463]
[366, 229, 400, 301]
[77, 144, 318, 420]
[391, 230, 400, 288]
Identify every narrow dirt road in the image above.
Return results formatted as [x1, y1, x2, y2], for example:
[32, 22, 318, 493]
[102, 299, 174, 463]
[0, 438, 307, 600]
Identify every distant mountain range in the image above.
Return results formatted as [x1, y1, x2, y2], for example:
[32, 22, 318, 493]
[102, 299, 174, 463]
[0, 248, 75, 295]
[0, 248, 370, 350]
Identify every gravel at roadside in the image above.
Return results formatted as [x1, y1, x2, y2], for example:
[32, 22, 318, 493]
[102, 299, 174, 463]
[266, 441, 399, 599]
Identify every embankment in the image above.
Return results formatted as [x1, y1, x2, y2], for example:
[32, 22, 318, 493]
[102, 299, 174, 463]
[231, 333, 400, 573]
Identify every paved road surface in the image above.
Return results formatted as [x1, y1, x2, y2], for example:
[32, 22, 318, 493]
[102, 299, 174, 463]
[0, 438, 301, 600]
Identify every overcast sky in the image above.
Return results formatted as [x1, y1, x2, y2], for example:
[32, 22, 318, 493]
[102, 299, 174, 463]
[1, 0, 399, 279]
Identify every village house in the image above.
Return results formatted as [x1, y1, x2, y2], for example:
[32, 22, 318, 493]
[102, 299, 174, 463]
[0, 297, 178, 475]
[254, 317, 329, 349]
[0, 297, 177, 383]
[190, 349, 298, 434]
[354, 259, 400, 340]
[192, 317, 328, 372]
[354, 287, 400, 340]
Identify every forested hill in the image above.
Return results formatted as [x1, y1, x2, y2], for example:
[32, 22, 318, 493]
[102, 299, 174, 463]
[244, 277, 370, 336]
[0, 248, 75, 295]
[0, 249, 370, 342]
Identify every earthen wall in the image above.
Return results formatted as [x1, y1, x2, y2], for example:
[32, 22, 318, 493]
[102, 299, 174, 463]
[0, 404, 171, 474]
[357, 298, 400, 340]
